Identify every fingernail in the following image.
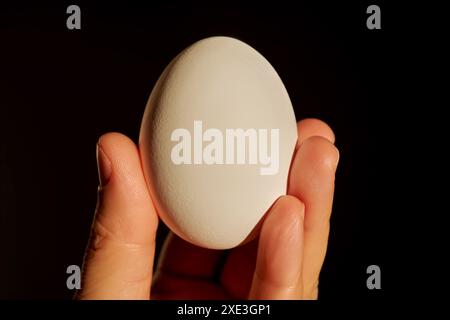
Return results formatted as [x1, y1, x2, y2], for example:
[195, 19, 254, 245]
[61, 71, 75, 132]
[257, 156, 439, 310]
[334, 148, 340, 171]
[96, 144, 112, 187]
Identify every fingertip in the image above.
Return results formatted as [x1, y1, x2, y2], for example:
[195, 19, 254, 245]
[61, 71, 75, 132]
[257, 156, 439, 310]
[305, 136, 339, 171]
[260, 195, 305, 260]
[264, 195, 305, 229]
[97, 132, 140, 177]
[97, 132, 137, 152]
[290, 135, 339, 183]
[93, 131, 158, 244]
[249, 195, 305, 299]
[96, 132, 149, 198]
[297, 118, 336, 146]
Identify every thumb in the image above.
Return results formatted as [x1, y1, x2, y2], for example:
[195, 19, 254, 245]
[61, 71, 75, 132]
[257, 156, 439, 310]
[76, 133, 158, 300]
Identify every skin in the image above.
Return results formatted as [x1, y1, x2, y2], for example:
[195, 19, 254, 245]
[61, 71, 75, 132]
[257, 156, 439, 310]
[75, 118, 339, 300]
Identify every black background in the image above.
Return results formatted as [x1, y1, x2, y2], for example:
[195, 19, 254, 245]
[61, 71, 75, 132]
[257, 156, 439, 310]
[0, 1, 391, 299]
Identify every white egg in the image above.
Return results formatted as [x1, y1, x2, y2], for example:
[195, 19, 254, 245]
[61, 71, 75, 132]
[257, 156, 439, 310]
[139, 36, 297, 249]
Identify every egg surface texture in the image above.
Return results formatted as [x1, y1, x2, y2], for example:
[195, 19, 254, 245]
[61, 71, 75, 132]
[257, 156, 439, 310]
[140, 36, 297, 249]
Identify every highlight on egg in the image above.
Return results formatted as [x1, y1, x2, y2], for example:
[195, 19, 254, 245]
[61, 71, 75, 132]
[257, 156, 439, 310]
[139, 36, 297, 249]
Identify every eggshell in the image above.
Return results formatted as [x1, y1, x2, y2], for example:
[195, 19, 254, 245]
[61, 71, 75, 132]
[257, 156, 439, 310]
[139, 36, 297, 249]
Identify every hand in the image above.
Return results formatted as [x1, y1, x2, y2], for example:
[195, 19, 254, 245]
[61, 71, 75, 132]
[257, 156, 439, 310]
[76, 119, 339, 300]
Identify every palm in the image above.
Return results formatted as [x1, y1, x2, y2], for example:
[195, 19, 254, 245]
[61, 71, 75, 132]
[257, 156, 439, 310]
[152, 233, 257, 299]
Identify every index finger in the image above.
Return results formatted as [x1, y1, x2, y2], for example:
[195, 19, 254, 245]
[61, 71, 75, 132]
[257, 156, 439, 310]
[289, 120, 339, 298]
